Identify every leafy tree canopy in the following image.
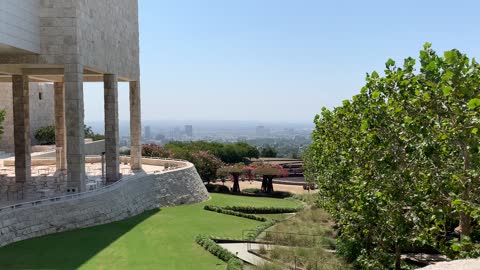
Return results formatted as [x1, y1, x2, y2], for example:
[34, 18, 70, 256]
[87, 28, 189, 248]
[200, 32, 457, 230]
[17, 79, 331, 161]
[305, 43, 480, 269]
[165, 141, 259, 164]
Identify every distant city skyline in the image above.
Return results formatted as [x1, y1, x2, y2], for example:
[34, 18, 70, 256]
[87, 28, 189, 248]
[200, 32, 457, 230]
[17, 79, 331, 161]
[84, 0, 480, 123]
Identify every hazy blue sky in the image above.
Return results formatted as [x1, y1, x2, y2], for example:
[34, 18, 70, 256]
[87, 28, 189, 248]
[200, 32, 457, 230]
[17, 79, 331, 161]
[84, 0, 480, 123]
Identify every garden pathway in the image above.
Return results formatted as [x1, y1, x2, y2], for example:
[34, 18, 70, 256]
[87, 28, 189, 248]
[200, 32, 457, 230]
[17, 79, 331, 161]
[419, 259, 480, 270]
[219, 243, 270, 266]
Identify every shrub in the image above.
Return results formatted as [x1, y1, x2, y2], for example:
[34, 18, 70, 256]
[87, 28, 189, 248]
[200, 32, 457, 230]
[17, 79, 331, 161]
[191, 151, 223, 183]
[244, 219, 279, 241]
[242, 188, 293, 198]
[223, 206, 302, 214]
[195, 235, 235, 262]
[205, 184, 231, 193]
[35, 126, 56, 145]
[195, 235, 244, 270]
[204, 205, 266, 222]
[226, 258, 243, 270]
[142, 144, 172, 158]
[242, 188, 261, 194]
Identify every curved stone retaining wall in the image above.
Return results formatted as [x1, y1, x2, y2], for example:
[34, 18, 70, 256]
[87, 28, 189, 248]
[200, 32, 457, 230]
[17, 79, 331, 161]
[0, 161, 209, 248]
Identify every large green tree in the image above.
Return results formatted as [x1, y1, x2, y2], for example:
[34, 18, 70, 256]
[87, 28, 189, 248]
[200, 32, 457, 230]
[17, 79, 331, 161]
[305, 44, 480, 269]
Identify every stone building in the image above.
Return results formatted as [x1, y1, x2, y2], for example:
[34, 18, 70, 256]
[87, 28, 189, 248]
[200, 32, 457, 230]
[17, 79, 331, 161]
[0, 83, 55, 152]
[0, 0, 142, 192]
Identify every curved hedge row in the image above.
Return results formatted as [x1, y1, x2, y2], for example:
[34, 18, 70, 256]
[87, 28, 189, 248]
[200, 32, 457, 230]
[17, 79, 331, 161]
[204, 205, 267, 222]
[223, 205, 302, 214]
[195, 235, 243, 270]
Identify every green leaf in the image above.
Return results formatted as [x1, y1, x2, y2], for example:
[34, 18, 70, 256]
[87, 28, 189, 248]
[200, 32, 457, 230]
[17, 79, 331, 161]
[361, 120, 369, 131]
[451, 243, 462, 252]
[472, 128, 478, 134]
[372, 91, 381, 99]
[468, 98, 480, 109]
[442, 86, 452, 96]
[386, 58, 395, 68]
[371, 71, 379, 79]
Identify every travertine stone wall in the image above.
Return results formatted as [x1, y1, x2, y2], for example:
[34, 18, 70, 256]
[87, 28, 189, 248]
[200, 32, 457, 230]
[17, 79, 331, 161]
[0, 83, 55, 153]
[1, 1, 140, 80]
[0, 0, 41, 53]
[76, 0, 140, 79]
[0, 163, 209, 248]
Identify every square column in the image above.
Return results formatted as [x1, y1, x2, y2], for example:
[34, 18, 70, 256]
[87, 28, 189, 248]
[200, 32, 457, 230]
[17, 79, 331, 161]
[12, 75, 31, 183]
[104, 74, 120, 183]
[64, 64, 85, 192]
[129, 81, 142, 170]
[54, 82, 67, 171]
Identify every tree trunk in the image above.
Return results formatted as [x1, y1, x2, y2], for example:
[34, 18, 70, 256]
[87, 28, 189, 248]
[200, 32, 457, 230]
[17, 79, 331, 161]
[459, 212, 473, 237]
[261, 175, 268, 193]
[232, 173, 240, 193]
[395, 243, 401, 270]
[459, 142, 473, 237]
[266, 176, 274, 193]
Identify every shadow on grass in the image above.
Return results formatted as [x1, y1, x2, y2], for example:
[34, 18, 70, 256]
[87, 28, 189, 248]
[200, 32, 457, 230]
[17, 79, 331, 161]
[0, 209, 160, 270]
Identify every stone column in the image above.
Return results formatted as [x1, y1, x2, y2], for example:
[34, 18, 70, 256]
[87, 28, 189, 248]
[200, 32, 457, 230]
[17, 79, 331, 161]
[64, 64, 85, 192]
[104, 74, 120, 183]
[129, 81, 142, 170]
[12, 75, 31, 183]
[54, 82, 67, 171]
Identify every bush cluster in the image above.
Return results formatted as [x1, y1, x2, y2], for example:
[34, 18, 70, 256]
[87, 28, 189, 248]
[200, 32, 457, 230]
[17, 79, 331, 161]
[244, 219, 279, 241]
[205, 184, 231, 193]
[223, 206, 302, 214]
[241, 188, 293, 198]
[204, 205, 266, 222]
[195, 234, 234, 261]
[226, 258, 243, 270]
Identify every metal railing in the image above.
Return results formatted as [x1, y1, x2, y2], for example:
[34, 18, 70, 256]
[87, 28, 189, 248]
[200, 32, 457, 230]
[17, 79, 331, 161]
[0, 158, 190, 213]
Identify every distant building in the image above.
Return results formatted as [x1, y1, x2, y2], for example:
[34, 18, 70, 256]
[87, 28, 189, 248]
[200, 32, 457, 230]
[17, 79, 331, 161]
[185, 125, 193, 137]
[144, 126, 152, 140]
[171, 127, 182, 139]
[155, 134, 166, 141]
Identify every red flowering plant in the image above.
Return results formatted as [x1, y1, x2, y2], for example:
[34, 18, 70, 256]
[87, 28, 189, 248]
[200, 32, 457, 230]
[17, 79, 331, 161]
[141, 144, 173, 158]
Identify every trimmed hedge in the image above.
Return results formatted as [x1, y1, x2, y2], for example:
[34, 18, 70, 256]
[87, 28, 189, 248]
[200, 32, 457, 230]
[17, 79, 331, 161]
[195, 235, 236, 262]
[242, 188, 294, 198]
[195, 235, 244, 270]
[226, 258, 243, 270]
[204, 205, 266, 222]
[244, 219, 279, 241]
[223, 205, 302, 214]
[205, 184, 231, 193]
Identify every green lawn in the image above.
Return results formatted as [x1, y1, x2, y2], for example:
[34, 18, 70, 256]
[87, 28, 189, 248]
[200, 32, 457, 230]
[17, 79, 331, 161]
[0, 193, 300, 270]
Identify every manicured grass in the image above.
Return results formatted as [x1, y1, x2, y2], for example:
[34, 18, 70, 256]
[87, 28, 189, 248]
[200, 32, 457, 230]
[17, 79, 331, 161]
[0, 193, 300, 270]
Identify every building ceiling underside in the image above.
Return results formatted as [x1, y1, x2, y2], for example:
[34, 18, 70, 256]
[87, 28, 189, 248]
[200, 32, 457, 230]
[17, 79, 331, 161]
[0, 66, 130, 83]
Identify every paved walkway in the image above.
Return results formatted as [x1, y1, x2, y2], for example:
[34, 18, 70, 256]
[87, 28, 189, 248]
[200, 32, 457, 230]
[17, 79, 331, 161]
[219, 243, 271, 265]
[419, 259, 480, 270]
